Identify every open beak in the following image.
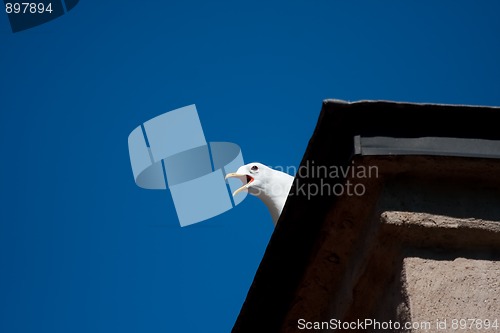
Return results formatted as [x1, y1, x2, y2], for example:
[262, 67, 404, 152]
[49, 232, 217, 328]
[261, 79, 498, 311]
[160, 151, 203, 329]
[225, 173, 255, 196]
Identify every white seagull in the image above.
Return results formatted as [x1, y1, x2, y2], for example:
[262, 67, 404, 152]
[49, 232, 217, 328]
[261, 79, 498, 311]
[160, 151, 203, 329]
[225, 162, 294, 225]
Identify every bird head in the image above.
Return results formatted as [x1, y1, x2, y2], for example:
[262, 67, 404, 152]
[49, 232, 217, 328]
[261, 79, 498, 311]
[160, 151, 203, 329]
[225, 162, 271, 197]
[225, 162, 295, 225]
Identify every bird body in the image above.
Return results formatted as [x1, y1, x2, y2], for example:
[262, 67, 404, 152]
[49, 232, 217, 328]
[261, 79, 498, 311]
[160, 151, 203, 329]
[226, 163, 294, 225]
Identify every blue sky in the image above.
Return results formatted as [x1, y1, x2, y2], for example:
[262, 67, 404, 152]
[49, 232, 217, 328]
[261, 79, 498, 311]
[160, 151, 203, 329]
[1, 1, 499, 332]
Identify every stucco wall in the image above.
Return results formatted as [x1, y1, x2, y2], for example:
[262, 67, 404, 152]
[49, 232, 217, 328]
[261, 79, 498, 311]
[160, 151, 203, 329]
[279, 157, 500, 332]
[404, 256, 499, 332]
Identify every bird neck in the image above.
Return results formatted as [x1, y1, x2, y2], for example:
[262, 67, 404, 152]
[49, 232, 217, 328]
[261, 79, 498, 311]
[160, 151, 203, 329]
[254, 171, 294, 225]
[257, 194, 287, 226]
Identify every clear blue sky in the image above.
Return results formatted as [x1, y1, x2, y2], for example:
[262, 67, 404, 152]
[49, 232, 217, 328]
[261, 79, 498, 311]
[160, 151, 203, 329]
[1, 1, 499, 332]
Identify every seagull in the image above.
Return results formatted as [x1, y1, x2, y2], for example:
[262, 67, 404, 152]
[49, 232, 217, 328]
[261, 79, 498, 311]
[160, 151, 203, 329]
[225, 162, 294, 225]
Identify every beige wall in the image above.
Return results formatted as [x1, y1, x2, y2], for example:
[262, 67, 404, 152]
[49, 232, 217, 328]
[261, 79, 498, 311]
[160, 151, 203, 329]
[281, 157, 500, 333]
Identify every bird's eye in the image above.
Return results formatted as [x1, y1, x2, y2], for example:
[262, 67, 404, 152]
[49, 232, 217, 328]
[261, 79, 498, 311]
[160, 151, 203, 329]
[250, 165, 259, 172]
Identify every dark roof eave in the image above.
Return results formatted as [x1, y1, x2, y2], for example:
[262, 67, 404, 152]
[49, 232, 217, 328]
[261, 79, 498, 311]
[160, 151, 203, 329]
[232, 100, 500, 333]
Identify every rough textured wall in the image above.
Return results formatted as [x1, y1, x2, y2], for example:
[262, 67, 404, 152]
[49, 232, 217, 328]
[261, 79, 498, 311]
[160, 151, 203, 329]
[280, 157, 500, 332]
[404, 256, 500, 333]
